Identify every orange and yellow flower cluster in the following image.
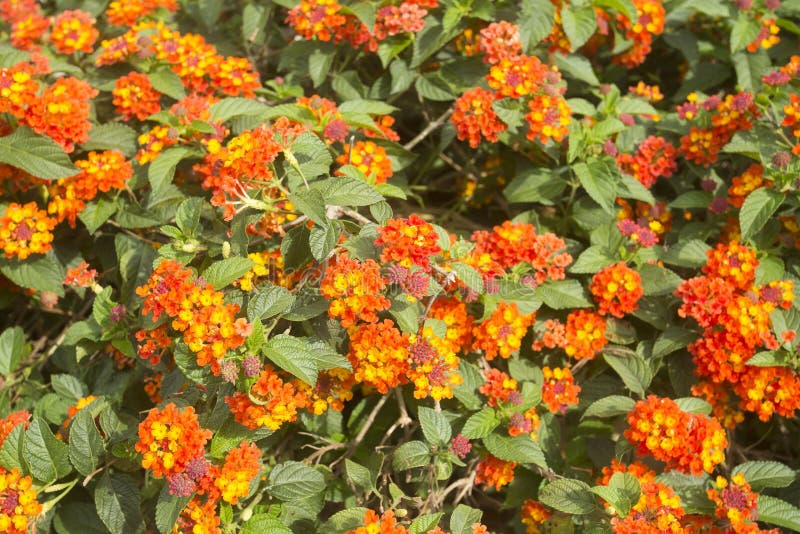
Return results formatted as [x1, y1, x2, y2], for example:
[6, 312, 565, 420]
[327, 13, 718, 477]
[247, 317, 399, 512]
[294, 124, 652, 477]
[676, 241, 798, 421]
[135, 260, 250, 373]
[625, 395, 727, 475]
[452, 20, 571, 147]
[0, 467, 42, 534]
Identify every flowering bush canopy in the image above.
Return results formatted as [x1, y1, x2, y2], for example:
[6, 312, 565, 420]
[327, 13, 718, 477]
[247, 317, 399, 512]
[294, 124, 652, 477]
[3, 0, 800, 532]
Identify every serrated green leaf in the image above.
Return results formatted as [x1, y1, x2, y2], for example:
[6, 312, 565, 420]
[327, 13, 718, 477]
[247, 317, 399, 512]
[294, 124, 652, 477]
[392, 440, 430, 470]
[536, 279, 592, 309]
[345, 459, 374, 491]
[461, 408, 500, 439]
[156, 484, 191, 534]
[757, 495, 800, 531]
[582, 395, 636, 419]
[0, 127, 79, 179]
[148, 69, 186, 100]
[540, 478, 597, 514]
[202, 257, 254, 289]
[268, 461, 325, 500]
[81, 124, 138, 157]
[739, 188, 783, 242]
[0, 326, 25, 377]
[94, 472, 142, 534]
[69, 409, 104, 476]
[604, 351, 652, 398]
[148, 147, 193, 197]
[449, 505, 482, 534]
[732, 461, 796, 490]
[418, 407, 451, 446]
[263, 334, 318, 385]
[24, 417, 71, 483]
[483, 433, 547, 468]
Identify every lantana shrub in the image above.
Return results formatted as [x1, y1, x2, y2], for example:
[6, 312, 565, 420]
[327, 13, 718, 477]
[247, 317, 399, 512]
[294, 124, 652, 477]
[3, 0, 800, 532]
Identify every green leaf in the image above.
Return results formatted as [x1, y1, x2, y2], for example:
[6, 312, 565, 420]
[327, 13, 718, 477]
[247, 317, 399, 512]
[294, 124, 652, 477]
[561, 5, 598, 49]
[0, 127, 79, 179]
[309, 223, 339, 261]
[209, 98, 269, 122]
[639, 264, 682, 296]
[148, 69, 186, 100]
[148, 147, 193, 197]
[0, 424, 26, 472]
[210, 418, 271, 458]
[155, 484, 191, 534]
[339, 99, 397, 115]
[461, 408, 500, 439]
[0, 326, 25, 376]
[731, 13, 761, 53]
[652, 327, 695, 359]
[617, 173, 656, 205]
[674, 397, 712, 415]
[739, 188, 783, 242]
[24, 417, 71, 483]
[268, 461, 326, 501]
[69, 409, 104, 476]
[410, 513, 444, 534]
[316, 172, 384, 206]
[242, 514, 293, 534]
[392, 440, 431, 470]
[573, 160, 618, 214]
[660, 239, 711, 268]
[202, 257, 254, 289]
[247, 285, 296, 321]
[309, 44, 336, 87]
[756, 495, 800, 531]
[345, 459, 374, 491]
[449, 505, 482, 534]
[593, 0, 637, 22]
[450, 263, 484, 295]
[79, 197, 118, 234]
[94, 473, 142, 534]
[324, 508, 370, 532]
[554, 54, 600, 86]
[536, 279, 592, 309]
[582, 395, 636, 419]
[570, 246, 615, 274]
[418, 407, 451, 446]
[483, 433, 548, 468]
[518, 0, 556, 51]
[81, 124, 138, 157]
[603, 351, 652, 398]
[52, 374, 88, 401]
[590, 485, 631, 517]
[747, 350, 790, 367]
[504, 168, 566, 205]
[732, 461, 796, 490]
[263, 334, 318, 385]
[540, 479, 597, 515]
[285, 132, 333, 182]
[0, 254, 66, 296]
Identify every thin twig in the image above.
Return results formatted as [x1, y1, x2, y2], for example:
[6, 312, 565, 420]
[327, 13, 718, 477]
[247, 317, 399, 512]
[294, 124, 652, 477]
[403, 108, 453, 151]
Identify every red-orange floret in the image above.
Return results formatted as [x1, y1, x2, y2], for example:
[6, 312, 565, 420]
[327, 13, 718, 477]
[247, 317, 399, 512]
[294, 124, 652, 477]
[541, 366, 580, 413]
[113, 72, 162, 121]
[226, 365, 309, 430]
[590, 262, 643, 318]
[564, 309, 608, 359]
[50, 10, 99, 55]
[23, 77, 98, 153]
[375, 214, 442, 271]
[320, 252, 390, 328]
[475, 454, 516, 490]
[451, 87, 507, 148]
[215, 442, 261, 504]
[135, 403, 211, 479]
[347, 319, 410, 394]
[472, 302, 534, 360]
